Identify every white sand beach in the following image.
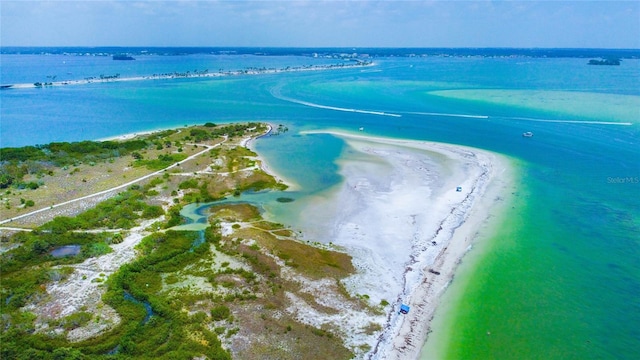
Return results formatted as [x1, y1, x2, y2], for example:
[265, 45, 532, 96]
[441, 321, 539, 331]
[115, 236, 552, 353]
[292, 130, 513, 359]
[3, 61, 374, 90]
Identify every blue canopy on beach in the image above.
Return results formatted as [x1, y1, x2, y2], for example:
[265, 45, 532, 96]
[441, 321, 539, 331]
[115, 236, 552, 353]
[400, 304, 410, 314]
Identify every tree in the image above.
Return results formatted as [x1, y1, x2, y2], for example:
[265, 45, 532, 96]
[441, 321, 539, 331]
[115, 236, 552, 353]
[30, 238, 50, 254]
[0, 173, 13, 188]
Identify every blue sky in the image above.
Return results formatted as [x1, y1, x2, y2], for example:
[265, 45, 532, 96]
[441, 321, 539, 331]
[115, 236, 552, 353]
[1, 1, 638, 48]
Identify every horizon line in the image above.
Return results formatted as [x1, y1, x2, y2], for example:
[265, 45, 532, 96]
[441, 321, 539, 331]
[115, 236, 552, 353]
[2, 45, 640, 50]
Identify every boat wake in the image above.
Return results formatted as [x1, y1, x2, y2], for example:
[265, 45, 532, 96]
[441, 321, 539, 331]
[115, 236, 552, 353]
[507, 117, 633, 126]
[270, 86, 633, 126]
[403, 111, 489, 119]
[270, 88, 402, 118]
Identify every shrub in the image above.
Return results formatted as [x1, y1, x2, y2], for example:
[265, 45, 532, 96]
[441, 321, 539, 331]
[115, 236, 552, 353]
[109, 233, 124, 244]
[211, 305, 230, 321]
[142, 205, 164, 218]
[179, 179, 199, 190]
[26, 182, 40, 190]
[61, 311, 92, 330]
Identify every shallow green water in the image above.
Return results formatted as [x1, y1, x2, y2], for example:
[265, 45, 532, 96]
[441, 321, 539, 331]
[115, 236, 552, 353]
[422, 164, 639, 359]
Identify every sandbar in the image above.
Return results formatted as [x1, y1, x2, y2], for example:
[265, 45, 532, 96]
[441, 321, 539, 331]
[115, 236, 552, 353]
[292, 130, 514, 359]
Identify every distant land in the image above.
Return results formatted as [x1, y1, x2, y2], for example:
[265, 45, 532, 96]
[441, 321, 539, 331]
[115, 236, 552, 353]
[2, 47, 640, 59]
[588, 58, 621, 65]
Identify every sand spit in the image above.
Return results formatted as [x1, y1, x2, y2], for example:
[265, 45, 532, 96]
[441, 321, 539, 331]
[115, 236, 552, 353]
[3, 61, 374, 90]
[297, 131, 512, 359]
[6, 124, 512, 356]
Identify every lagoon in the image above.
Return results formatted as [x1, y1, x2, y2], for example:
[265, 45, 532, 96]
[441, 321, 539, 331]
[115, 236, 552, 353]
[50, 245, 82, 258]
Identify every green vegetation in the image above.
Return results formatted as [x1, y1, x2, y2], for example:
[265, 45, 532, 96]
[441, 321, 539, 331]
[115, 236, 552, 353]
[211, 122, 266, 139]
[1, 202, 356, 359]
[178, 178, 199, 190]
[164, 204, 185, 228]
[1, 228, 231, 359]
[181, 123, 266, 143]
[210, 305, 231, 321]
[209, 203, 261, 222]
[274, 124, 289, 135]
[59, 311, 93, 330]
[225, 146, 256, 172]
[0, 122, 359, 359]
[1, 231, 112, 310]
[0, 140, 148, 189]
[234, 169, 288, 193]
[217, 209, 354, 280]
[134, 153, 188, 171]
[41, 186, 164, 231]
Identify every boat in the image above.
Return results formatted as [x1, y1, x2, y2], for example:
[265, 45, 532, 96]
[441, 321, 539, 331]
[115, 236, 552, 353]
[522, 131, 533, 137]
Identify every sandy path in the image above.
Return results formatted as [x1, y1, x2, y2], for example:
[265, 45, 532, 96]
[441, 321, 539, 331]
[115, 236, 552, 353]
[0, 143, 218, 226]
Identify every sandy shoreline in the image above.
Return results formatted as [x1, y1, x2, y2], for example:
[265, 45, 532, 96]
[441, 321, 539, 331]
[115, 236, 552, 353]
[294, 130, 513, 359]
[98, 128, 173, 142]
[7, 123, 513, 356]
[2, 61, 374, 90]
[244, 124, 301, 191]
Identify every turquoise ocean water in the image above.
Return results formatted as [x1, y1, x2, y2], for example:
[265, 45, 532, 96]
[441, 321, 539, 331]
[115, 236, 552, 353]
[1, 49, 639, 359]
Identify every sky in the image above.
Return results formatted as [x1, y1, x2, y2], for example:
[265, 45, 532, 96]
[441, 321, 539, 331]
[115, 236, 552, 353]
[1, 1, 639, 48]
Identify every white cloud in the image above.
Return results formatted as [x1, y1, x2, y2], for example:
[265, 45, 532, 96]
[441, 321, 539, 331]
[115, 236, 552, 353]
[1, 0, 638, 48]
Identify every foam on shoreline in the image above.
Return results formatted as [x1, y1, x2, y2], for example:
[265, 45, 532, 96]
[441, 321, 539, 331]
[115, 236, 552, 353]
[293, 130, 514, 359]
[98, 128, 173, 142]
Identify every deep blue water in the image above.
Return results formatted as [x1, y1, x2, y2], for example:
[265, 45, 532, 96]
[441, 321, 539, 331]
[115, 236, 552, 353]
[1, 49, 639, 359]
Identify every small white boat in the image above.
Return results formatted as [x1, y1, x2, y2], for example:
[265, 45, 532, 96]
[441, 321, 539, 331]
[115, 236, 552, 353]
[522, 131, 533, 137]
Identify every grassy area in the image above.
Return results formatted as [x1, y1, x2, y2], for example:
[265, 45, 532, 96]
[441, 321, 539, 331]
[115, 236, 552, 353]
[203, 206, 357, 359]
[0, 123, 273, 225]
[0, 122, 369, 359]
